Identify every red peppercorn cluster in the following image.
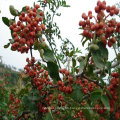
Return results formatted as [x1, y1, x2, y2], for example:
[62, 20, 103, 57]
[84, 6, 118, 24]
[24, 57, 53, 93]
[79, 0, 119, 47]
[58, 94, 66, 106]
[58, 68, 73, 94]
[73, 110, 85, 120]
[75, 78, 97, 94]
[94, 104, 106, 115]
[38, 94, 66, 115]
[57, 80, 73, 94]
[107, 72, 120, 119]
[8, 94, 21, 116]
[24, 57, 58, 114]
[9, 4, 45, 53]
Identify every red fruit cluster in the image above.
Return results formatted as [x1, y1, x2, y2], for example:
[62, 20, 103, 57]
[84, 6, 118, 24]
[73, 110, 85, 120]
[37, 93, 66, 115]
[8, 94, 21, 116]
[24, 57, 52, 93]
[57, 80, 73, 94]
[9, 4, 45, 53]
[94, 104, 106, 115]
[59, 68, 70, 76]
[107, 72, 120, 119]
[79, 0, 119, 47]
[75, 78, 97, 94]
[58, 94, 66, 106]
[58, 69, 73, 94]
[24, 57, 57, 114]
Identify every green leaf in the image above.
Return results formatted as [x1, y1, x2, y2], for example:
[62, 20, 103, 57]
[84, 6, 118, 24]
[56, 13, 61, 16]
[47, 62, 60, 83]
[43, 49, 55, 62]
[71, 84, 83, 102]
[11, 30, 14, 38]
[72, 58, 76, 68]
[66, 50, 69, 56]
[98, 42, 108, 60]
[28, 89, 41, 101]
[63, 5, 70, 7]
[62, 1, 70, 8]
[22, 95, 30, 105]
[92, 50, 105, 69]
[4, 43, 10, 48]
[18, 88, 29, 97]
[79, 59, 85, 73]
[21, 6, 27, 13]
[106, 62, 111, 75]
[101, 95, 110, 111]
[82, 38, 88, 46]
[2, 17, 9, 27]
[70, 50, 74, 57]
[90, 91, 101, 102]
[105, 89, 112, 99]
[91, 42, 108, 69]
[86, 64, 94, 75]
[22, 95, 38, 112]
[81, 103, 94, 120]
[99, 78, 106, 87]
[33, 41, 39, 50]
[43, 112, 54, 120]
[9, 39, 14, 44]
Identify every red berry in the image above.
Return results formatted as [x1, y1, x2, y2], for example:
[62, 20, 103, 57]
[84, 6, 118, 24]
[65, 70, 70, 76]
[35, 4, 40, 9]
[115, 112, 120, 119]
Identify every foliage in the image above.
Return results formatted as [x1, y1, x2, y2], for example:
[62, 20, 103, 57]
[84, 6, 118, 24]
[1, 0, 120, 120]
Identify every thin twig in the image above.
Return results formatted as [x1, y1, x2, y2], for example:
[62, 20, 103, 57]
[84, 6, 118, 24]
[45, 7, 61, 68]
[82, 75, 104, 89]
[30, 46, 33, 58]
[46, 35, 61, 68]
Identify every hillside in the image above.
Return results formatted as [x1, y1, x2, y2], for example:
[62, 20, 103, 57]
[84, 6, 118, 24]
[0, 60, 20, 86]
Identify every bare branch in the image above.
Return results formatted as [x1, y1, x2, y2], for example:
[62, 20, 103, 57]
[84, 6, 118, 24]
[83, 75, 103, 89]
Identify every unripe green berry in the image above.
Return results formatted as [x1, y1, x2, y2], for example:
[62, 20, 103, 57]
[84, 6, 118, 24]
[40, 49, 44, 58]
[89, 44, 99, 51]
[77, 56, 83, 62]
[39, 42, 48, 49]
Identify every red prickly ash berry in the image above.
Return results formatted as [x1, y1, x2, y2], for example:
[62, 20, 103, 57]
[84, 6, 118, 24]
[65, 70, 70, 76]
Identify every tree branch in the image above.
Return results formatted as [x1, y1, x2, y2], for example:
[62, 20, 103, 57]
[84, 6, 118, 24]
[93, 61, 119, 74]
[82, 75, 104, 89]
[30, 46, 33, 58]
